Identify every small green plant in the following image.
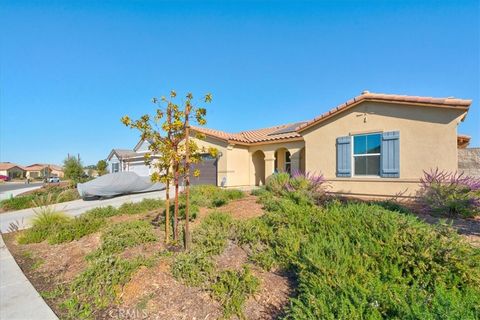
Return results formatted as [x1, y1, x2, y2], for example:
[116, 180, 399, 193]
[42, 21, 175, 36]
[193, 212, 235, 255]
[171, 251, 215, 287]
[41, 286, 66, 300]
[117, 198, 164, 215]
[136, 293, 154, 311]
[48, 215, 105, 244]
[18, 211, 71, 244]
[91, 220, 158, 257]
[265, 172, 290, 195]
[211, 266, 260, 319]
[62, 255, 153, 319]
[83, 206, 118, 219]
[0, 195, 35, 211]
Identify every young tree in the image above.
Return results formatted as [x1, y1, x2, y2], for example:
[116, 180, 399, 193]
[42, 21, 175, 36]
[63, 156, 84, 183]
[121, 90, 213, 249]
[96, 160, 108, 176]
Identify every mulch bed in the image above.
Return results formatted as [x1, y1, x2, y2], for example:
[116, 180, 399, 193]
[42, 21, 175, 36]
[3, 195, 296, 319]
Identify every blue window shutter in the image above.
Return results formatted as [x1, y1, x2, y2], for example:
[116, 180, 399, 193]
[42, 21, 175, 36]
[381, 131, 400, 178]
[336, 136, 351, 177]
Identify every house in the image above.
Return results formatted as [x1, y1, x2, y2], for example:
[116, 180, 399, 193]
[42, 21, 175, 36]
[0, 163, 25, 179]
[106, 139, 159, 176]
[186, 91, 472, 198]
[25, 164, 64, 179]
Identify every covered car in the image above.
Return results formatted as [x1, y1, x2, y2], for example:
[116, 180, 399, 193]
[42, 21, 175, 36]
[77, 171, 165, 199]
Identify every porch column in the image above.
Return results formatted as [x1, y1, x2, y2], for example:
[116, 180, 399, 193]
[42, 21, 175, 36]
[289, 148, 302, 174]
[264, 150, 276, 181]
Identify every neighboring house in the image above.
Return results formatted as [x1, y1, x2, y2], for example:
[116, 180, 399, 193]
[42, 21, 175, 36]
[0, 162, 25, 179]
[25, 164, 64, 179]
[84, 168, 99, 178]
[187, 91, 472, 198]
[106, 139, 158, 177]
[458, 147, 480, 178]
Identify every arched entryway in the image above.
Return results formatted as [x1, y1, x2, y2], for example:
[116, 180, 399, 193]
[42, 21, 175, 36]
[252, 150, 266, 186]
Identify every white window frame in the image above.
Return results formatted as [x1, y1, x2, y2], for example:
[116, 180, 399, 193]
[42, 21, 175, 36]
[352, 132, 381, 177]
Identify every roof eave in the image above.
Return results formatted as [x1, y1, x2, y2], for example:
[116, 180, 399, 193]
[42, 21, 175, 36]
[296, 98, 472, 133]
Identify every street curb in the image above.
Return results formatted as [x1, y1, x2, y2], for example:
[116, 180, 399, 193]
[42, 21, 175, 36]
[0, 234, 58, 320]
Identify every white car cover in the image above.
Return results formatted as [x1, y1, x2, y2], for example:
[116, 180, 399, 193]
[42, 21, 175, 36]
[77, 172, 165, 198]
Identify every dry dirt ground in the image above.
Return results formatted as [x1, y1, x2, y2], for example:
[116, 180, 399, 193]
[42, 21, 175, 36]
[4, 195, 294, 320]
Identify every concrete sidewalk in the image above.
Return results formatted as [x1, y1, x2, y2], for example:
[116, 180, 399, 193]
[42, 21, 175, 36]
[0, 190, 168, 233]
[0, 235, 58, 320]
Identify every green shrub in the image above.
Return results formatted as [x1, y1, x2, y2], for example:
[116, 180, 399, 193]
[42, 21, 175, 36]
[172, 212, 235, 286]
[211, 266, 260, 319]
[374, 200, 411, 214]
[242, 194, 480, 318]
[193, 212, 235, 255]
[0, 195, 36, 211]
[250, 187, 268, 197]
[48, 215, 105, 244]
[171, 251, 215, 287]
[417, 169, 480, 218]
[92, 220, 158, 256]
[265, 172, 290, 195]
[83, 206, 118, 219]
[117, 198, 164, 215]
[18, 212, 71, 244]
[185, 185, 244, 208]
[0, 186, 80, 212]
[62, 255, 153, 319]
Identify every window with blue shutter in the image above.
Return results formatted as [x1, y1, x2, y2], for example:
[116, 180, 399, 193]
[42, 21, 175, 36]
[336, 136, 351, 177]
[353, 133, 381, 175]
[381, 131, 400, 178]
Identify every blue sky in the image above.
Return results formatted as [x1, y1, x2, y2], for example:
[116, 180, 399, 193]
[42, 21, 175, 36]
[1, 0, 478, 166]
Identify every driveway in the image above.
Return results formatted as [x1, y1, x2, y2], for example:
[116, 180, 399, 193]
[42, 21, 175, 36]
[0, 190, 169, 233]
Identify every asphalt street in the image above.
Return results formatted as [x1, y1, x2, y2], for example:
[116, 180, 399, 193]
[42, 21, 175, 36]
[0, 182, 43, 193]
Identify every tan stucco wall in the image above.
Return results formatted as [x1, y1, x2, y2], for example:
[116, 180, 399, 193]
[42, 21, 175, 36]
[301, 101, 466, 198]
[225, 145, 251, 187]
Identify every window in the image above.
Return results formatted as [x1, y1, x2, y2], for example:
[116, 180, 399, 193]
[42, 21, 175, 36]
[112, 163, 120, 173]
[353, 133, 381, 176]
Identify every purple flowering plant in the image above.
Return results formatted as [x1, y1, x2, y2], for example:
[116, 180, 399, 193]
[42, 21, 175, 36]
[417, 168, 480, 218]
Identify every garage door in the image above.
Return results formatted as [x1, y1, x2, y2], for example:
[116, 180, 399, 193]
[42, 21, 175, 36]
[129, 162, 150, 177]
[188, 154, 217, 186]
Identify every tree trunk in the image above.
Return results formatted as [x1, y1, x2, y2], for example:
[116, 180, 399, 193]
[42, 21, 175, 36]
[184, 109, 191, 250]
[164, 179, 170, 243]
[173, 161, 180, 242]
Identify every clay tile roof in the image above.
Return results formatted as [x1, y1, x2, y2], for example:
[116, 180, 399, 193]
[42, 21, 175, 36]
[24, 163, 63, 171]
[0, 162, 24, 170]
[296, 92, 472, 132]
[192, 121, 307, 144]
[457, 135, 471, 149]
